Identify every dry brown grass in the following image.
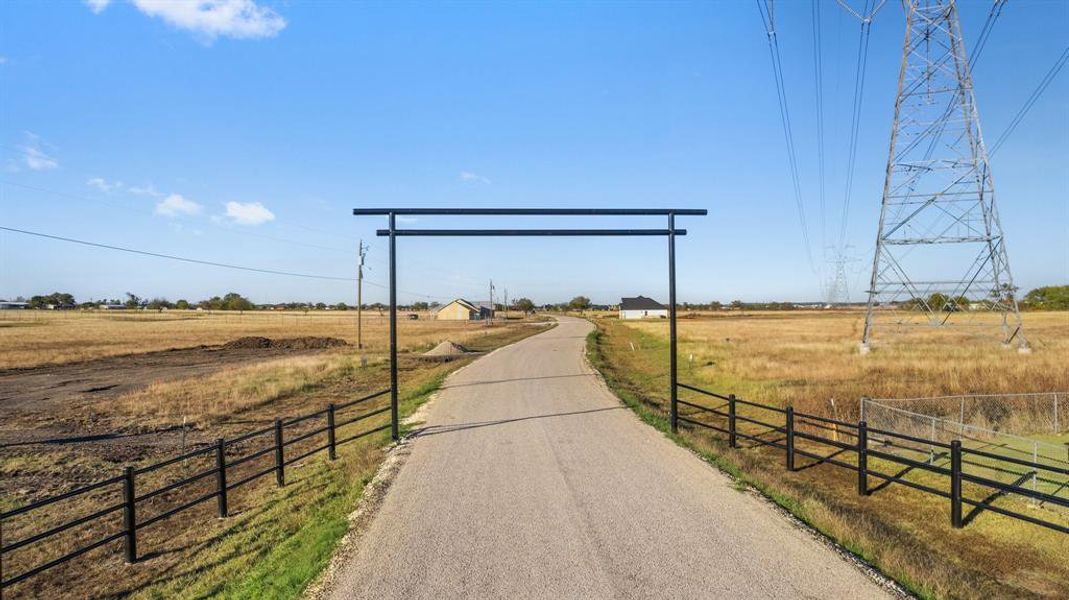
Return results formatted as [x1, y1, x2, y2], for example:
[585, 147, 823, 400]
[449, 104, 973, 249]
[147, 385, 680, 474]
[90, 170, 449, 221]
[0, 317, 549, 600]
[590, 310, 1069, 599]
[0, 310, 521, 369]
[114, 353, 364, 428]
[615, 309, 1069, 420]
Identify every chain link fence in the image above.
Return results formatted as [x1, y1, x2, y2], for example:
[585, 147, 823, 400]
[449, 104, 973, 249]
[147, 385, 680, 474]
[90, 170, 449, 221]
[860, 393, 1069, 505]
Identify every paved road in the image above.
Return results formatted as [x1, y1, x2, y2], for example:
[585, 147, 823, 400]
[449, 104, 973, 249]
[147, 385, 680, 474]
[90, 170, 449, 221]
[326, 317, 890, 599]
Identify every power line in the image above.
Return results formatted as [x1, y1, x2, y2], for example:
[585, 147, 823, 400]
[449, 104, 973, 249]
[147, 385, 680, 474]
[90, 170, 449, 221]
[0, 225, 358, 281]
[969, 0, 1008, 70]
[0, 179, 357, 256]
[756, 0, 816, 272]
[989, 45, 1069, 157]
[812, 0, 827, 250]
[0, 225, 452, 300]
[836, 0, 879, 249]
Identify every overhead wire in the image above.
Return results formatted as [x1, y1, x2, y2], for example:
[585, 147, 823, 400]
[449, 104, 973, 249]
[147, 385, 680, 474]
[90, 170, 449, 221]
[0, 179, 357, 256]
[969, 0, 1008, 71]
[835, 0, 881, 250]
[0, 225, 453, 300]
[812, 0, 827, 251]
[989, 45, 1069, 157]
[0, 152, 502, 296]
[756, 0, 816, 272]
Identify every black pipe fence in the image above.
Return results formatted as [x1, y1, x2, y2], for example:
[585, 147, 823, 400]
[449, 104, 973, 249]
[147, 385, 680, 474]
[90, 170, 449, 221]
[675, 382, 1069, 535]
[0, 388, 392, 593]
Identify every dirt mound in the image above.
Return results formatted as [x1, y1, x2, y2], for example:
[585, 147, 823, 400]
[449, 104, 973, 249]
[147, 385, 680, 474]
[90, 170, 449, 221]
[222, 336, 348, 350]
[423, 341, 470, 356]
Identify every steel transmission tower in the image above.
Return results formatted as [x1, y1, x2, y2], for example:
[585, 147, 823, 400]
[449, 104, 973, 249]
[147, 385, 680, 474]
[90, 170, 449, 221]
[861, 0, 1027, 353]
[825, 248, 858, 306]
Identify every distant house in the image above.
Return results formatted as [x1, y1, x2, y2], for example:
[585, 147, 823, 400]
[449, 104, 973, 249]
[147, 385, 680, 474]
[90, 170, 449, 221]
[437, 298, 494, 321]
[0, 301, 30, 310]
[619, 296, 668, 319]
[98, 304, 126, 310]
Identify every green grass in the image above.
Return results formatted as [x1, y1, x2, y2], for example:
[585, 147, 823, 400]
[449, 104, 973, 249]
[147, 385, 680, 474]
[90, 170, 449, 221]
[133, 372, 447, 600]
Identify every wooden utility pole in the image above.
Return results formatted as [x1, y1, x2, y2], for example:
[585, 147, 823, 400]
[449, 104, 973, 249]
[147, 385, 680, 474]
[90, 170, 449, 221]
[357, 240, 367, 349]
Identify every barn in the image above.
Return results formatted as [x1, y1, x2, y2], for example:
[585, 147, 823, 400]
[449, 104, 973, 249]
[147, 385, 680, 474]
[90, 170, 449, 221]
[619, 296, 667, 319]
[437, 298, 493, 321]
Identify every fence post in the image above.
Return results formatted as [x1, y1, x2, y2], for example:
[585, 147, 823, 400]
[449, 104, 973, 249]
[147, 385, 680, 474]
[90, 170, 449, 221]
[327, 404, 337, 461]
[274, 418, 285, 487]
[122, 466, 137, 563]
[950, 440, 962, 529]
[785, 406, 795, 472]
[857, 421, 868, 496]
[929, 416, 937, 463]
[1032, 442, 1038, 505]
[215, 438, 228, 518]
[728, 394, 737, 449]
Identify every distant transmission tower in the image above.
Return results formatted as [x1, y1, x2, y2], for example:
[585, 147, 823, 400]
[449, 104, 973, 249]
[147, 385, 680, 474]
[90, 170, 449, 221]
[825, 248, 858, 306]
[861, 0, 1027, 353]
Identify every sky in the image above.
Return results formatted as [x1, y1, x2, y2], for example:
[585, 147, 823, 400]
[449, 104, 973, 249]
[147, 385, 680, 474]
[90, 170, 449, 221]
[1, 0, 1066, 306]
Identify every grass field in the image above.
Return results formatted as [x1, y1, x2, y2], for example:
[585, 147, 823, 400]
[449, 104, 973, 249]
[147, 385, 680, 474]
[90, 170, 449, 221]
[0, 310, 548, 599]
[588, 309, 1069, 600]
[0, 309, 511, 369]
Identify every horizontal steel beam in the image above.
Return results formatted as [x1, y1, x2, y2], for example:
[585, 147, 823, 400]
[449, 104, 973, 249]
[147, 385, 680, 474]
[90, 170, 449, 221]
[354, 208, 706, 216]
[375, 229, 687, 237]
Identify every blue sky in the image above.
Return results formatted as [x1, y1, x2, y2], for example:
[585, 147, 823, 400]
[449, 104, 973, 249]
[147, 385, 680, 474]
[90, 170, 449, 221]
[1, 0, 1066, 305]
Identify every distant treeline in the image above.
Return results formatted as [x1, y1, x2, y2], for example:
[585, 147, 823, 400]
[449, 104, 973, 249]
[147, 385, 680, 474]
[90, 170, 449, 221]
[4, 286, 1066, 312]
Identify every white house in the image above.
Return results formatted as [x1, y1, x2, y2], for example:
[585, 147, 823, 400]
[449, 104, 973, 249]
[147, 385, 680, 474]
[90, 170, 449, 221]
[619, 296, 668, 319]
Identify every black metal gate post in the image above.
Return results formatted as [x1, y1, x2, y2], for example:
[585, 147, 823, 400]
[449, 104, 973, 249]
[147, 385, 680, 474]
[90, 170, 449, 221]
[950, 440, 963, 528]
[668, 211, 678, 433]
[122, 466, 137, 564]
[388, 211, 399, 441]
[353, 208, 706, 442]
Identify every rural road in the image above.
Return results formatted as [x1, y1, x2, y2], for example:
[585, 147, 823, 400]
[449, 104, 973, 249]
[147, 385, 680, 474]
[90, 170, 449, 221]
[325, 317, 891, 599]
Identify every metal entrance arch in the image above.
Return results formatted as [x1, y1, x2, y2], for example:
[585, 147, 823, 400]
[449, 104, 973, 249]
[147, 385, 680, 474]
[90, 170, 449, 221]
[352, 208, 707, 439]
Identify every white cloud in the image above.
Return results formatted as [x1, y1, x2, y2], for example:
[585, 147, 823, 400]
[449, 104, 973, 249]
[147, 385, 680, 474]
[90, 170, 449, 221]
[84, 0, 112, 14]
[107, 0, 287, 41]
[87, 177, 123, 192]
[224, 201, 274, 225]
[21, 142, 58, 171]
[128, 183, 163, 197]
[155, 193, 203, 217]
[459, 171, 491, 185]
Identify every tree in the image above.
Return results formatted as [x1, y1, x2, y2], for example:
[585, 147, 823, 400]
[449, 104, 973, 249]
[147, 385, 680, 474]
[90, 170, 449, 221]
[334, 302, 349, 311]
[146, 297, 173, 310]
[568, 296, 591, 311]
[514, 297, 535, 315]
[175, 299, 190, 310]
[222, 292, 254, 311]
[124, 292, 144, 309]
[927, 293, 949, 311]
[411, 301, 429, 311]
[29, 292, 76, 309]
[1023, 285, 1069, 310]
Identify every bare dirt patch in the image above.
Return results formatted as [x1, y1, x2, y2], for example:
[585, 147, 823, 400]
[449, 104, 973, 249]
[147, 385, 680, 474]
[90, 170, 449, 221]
[0, 339, 344, 446]
[222, 336, 348, 350]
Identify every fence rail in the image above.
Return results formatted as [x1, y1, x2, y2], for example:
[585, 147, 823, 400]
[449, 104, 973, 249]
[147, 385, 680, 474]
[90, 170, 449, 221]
[676, 383, 1069, 535]
[0, 388, 393, 592]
